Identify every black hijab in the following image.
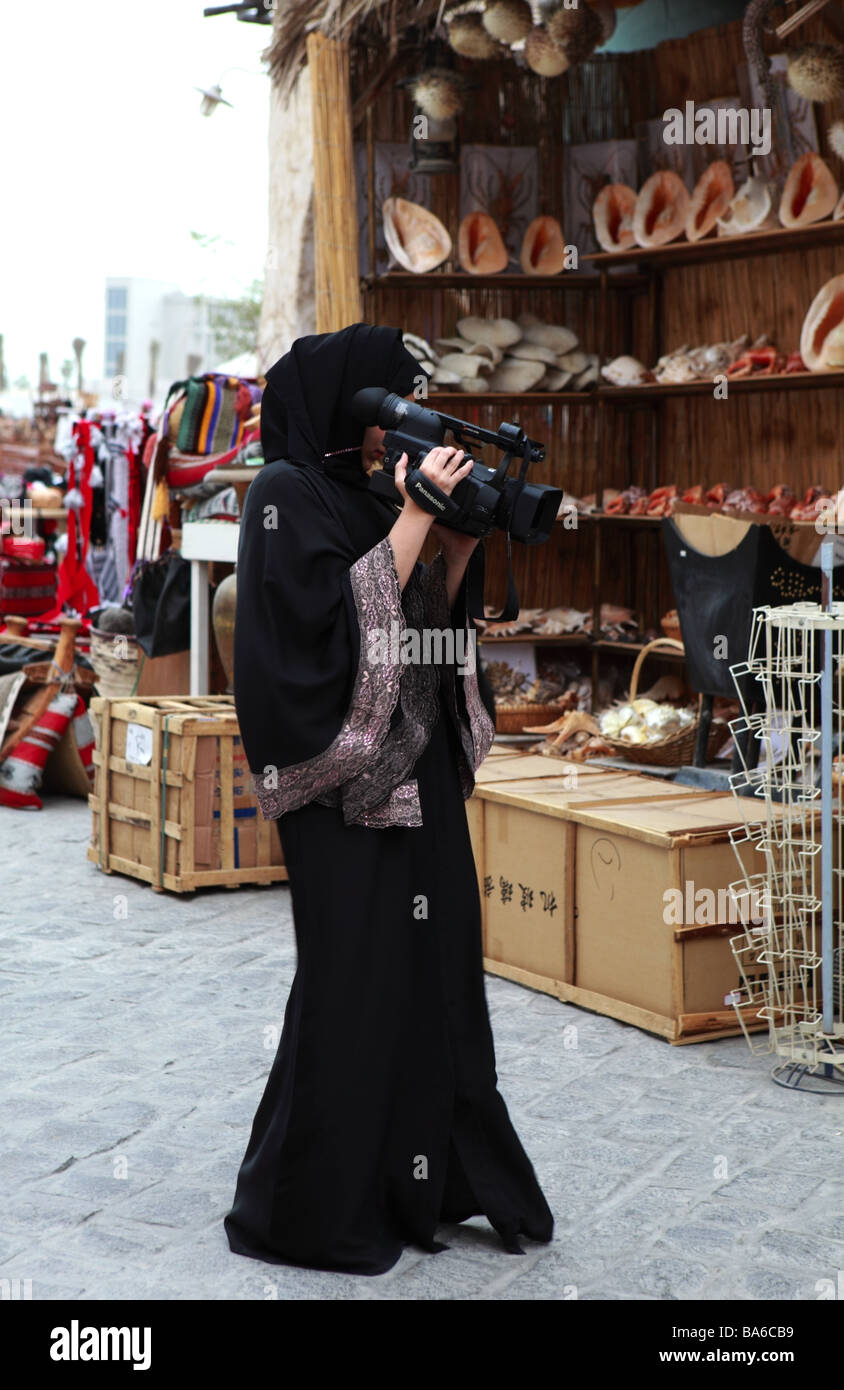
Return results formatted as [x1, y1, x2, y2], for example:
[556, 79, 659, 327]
[260, 323, 425, 489]
[235, 323, 430, 776]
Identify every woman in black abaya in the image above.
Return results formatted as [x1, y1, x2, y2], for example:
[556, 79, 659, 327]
[225, 323, 554, 1275]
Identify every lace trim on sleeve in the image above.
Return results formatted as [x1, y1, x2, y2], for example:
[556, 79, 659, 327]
[252, 534, 404, 819]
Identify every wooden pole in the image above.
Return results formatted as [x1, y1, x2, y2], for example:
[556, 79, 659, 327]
[307, 33, 363, 334]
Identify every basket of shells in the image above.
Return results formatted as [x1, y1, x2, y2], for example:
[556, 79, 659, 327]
[485, 659, 574, 734]
[597, 638, 731, 767]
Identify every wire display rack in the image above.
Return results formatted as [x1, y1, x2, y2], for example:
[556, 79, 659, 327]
[726, 547, 844, 1093]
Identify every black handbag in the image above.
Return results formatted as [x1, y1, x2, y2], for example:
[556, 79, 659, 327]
[131, 551, 191, 658]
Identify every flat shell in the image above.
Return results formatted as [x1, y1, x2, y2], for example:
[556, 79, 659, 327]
[509, 342, 559, 364]
[487, 358, 546, 391]
[522, 323, 578, 353]
[457, 316, 522, 348]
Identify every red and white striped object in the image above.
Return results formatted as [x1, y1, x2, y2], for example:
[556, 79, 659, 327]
[0, 691, 77, 809]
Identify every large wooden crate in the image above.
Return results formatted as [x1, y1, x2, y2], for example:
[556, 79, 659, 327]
[88, 696, 287, 893]
[468, 759, 771, 1044]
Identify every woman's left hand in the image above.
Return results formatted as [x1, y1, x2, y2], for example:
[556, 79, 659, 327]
[431, 523, 481, 562]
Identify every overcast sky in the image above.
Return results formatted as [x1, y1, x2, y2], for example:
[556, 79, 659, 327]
[0, 0, 270, 387]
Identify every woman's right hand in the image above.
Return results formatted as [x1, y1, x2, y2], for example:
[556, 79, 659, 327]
[394, 446, 474, 512]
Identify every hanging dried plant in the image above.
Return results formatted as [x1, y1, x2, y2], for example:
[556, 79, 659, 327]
[447, 11, 504, 60]
[787, 42, 844, 103]
[524, 25, 569, 77]
[547, 3, 603, 65]
[481, 0, 533, 45]
[829, 120, 844, 162]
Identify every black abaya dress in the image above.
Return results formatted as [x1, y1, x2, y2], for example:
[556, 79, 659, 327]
[225, 324, 554, 1275]
[225, 687, 554, 1274]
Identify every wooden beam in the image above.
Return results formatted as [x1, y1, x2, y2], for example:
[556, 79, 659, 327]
[307, 32, 363, 334]
[821, 0, 844, 38]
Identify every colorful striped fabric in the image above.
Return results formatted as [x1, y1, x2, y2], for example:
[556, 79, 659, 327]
[176, 376, 250, 456]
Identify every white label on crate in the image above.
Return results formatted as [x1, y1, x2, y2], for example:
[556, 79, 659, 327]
[125, 722, 153, 766]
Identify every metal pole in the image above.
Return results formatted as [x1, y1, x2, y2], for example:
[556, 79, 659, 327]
[821, 541, 834, 1037]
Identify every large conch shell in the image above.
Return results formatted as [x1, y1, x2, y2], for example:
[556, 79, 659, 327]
[686, 161, 734, 242]
[632, 170, 690, 248]
[779, 152, 839, 228]
[458, 212, 508, 275]
[800, 273, 844, 371]
[382, 197, 451, 273]
[717, 171, 775, 236]
[592, 184, 637, 252]
[520, 216, 567, 274]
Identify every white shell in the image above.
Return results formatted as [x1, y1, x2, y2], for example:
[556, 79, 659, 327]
[437, 352, 495, 376]
[540, 368, 574, 390]
[601, 355, 651, 386]
[557, 349, 589, 373]
[716, 173, 774, 236]
[456, 316, 521, 348]
[430, 366, 462, 385]
[509, 342, 559, 364]
[486, 359, 546, 392]
[383, 197, 451, 273]
[522, 323, 578, 354]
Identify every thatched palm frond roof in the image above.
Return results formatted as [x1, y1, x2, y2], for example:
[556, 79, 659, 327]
[265, 0, 446, 95]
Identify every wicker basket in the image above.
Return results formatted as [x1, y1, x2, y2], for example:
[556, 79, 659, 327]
[602, 637, 730, 767]
[88, 627, 144, 698]
[495, 700, 573, 735]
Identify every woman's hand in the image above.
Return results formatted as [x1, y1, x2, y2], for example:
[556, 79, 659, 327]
[394, 446, 474, 516]
[431, 523, 481, 563]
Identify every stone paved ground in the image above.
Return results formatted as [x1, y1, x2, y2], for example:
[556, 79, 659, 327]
[2, 798, 843, 1302]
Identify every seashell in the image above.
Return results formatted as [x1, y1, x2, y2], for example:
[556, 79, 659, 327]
[614, 704, 636, 729]
[382, 197, 451, 273]
[486, 359, 547, 392]
[524, 27, 569, 77]
[557, 349, 589, 373]
[600, 711, 622, 738]
[509, 342, 559, 365]
[836, 191, 844, 221]
[457, 316, 521, 348]
[458, 212, 509, 275]
[787, 42, 844, 103]
[436, 337, 503, 365]
[520, 216, 567, 275]
[403, 332, 436, 362]
[592, 183, 637, 252]
[717, 172, 775, 236]
[430, 366, 462, 386]
[800, 274, 844, 371]
[447, 13, 502, 60]
[540, 368, 574, 390]
[437, 352, 495, 377]
[456, 376, 489, 393]
[686, 160, 734, 242]
[601, 355, 653, 386]
[830, 121, 844, 162]
[522, 322, 578, 354]
[482, 0, 533, 45]
[633, 170, 690, 249]
[780, 153, 839, 228]
[571, 362, 599, 390]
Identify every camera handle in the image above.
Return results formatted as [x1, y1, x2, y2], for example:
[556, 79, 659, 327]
[466, 437, 534, 624]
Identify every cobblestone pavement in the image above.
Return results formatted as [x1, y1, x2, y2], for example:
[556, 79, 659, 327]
[2, 798, 843, 1302]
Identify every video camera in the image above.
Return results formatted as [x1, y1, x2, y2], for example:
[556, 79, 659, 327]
[350, 388, 561, 544]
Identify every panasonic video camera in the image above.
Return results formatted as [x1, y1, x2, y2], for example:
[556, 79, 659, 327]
[350, 388, 561, 544]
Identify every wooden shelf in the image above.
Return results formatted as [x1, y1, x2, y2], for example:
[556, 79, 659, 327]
[592, 639, 686, 660]
[429, 390, 597, 406]
[478, 633, 590, 646]
[598, 370, 844, 403]
[583, 218, 844, 271]
[362, 270, 646, 292]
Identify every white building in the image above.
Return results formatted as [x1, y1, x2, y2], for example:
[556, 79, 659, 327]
[103, 277, 237, 409]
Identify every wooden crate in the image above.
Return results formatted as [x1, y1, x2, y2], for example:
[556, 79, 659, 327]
[88, 695, 287, 893]
[467, 764, 772, 1044]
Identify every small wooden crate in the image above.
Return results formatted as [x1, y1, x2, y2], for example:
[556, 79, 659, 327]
[87, 695, 287, 893]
